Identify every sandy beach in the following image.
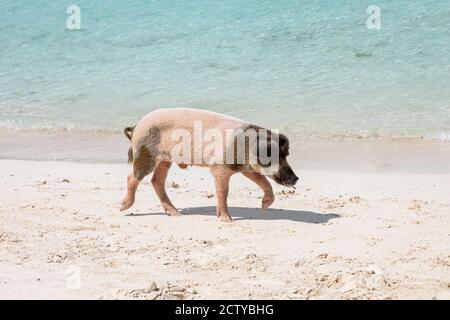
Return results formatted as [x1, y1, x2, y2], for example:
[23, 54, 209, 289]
[1, 151, 449, 299]
[2, 0, 450, 303]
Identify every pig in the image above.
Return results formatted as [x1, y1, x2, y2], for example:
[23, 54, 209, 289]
[120, 108, 298, 222]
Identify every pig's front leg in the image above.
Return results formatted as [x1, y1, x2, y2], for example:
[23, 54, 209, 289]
[210, 165, 234, 222]
[241, 171, 274, 209]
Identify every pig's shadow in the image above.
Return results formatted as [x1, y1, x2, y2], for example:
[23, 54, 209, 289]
[183, 206, 340, 223]
[128, 207, 340, 224]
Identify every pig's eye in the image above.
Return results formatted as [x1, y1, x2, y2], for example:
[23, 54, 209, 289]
[279, 135, 288, 148]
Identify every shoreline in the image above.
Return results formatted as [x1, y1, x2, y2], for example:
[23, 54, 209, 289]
[2, 126, 450, 142]
[1, 128, 450, 173]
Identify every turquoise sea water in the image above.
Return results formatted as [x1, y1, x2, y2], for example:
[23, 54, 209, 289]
[1, 0, 449, 139]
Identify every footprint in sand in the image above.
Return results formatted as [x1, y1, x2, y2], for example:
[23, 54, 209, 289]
[408, 199, 427, 212]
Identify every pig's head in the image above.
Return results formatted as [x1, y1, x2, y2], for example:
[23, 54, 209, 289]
[250, 132, 299, 187]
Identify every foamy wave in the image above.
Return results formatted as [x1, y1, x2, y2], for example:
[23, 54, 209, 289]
[424, 131, 450, 142]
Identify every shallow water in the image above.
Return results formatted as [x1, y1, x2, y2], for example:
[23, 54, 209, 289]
[1, 1, 449, 139]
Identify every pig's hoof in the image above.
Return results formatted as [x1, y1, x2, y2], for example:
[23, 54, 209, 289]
[120, 198, 134, 211]
[261, 193, 275, 210]
[168, 211, 181, 217]
[162, 204, 181, 216]
[218, 215, 233, 223]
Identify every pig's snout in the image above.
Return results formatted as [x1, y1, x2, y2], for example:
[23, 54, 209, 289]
[284, 174, 299, 187]
[281, 166, 298, 187]
[273, 166, 298, 187]
[282, 172, 298, 187]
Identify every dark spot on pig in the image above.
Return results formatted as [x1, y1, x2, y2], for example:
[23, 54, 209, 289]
[224, 163, 245, 172]
[127, 147, 133, 164]
[133, 127, 161, 181]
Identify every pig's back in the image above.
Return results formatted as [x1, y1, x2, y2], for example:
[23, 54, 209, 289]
[131, 108, 249, 159]
[140, 108, 246, 130]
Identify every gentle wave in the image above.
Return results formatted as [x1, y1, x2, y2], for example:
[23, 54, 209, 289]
[424, 131, 450, 142]
[2, 126, 449, 144]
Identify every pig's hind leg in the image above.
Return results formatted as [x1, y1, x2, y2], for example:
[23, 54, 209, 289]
[120, 173, 140, 211]
[151, 160, 180, 216]
[120, 147, 157, 211]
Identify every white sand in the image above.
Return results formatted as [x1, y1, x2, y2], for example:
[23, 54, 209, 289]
[0, 159, 449, 299]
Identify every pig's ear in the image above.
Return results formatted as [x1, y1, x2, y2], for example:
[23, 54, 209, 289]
[251, 137, 265, 156]
[252, 138, 276, 166]
[250, 137, 262, 161]
[278, 134, 289, 156]
[259, 139, 272, 158]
